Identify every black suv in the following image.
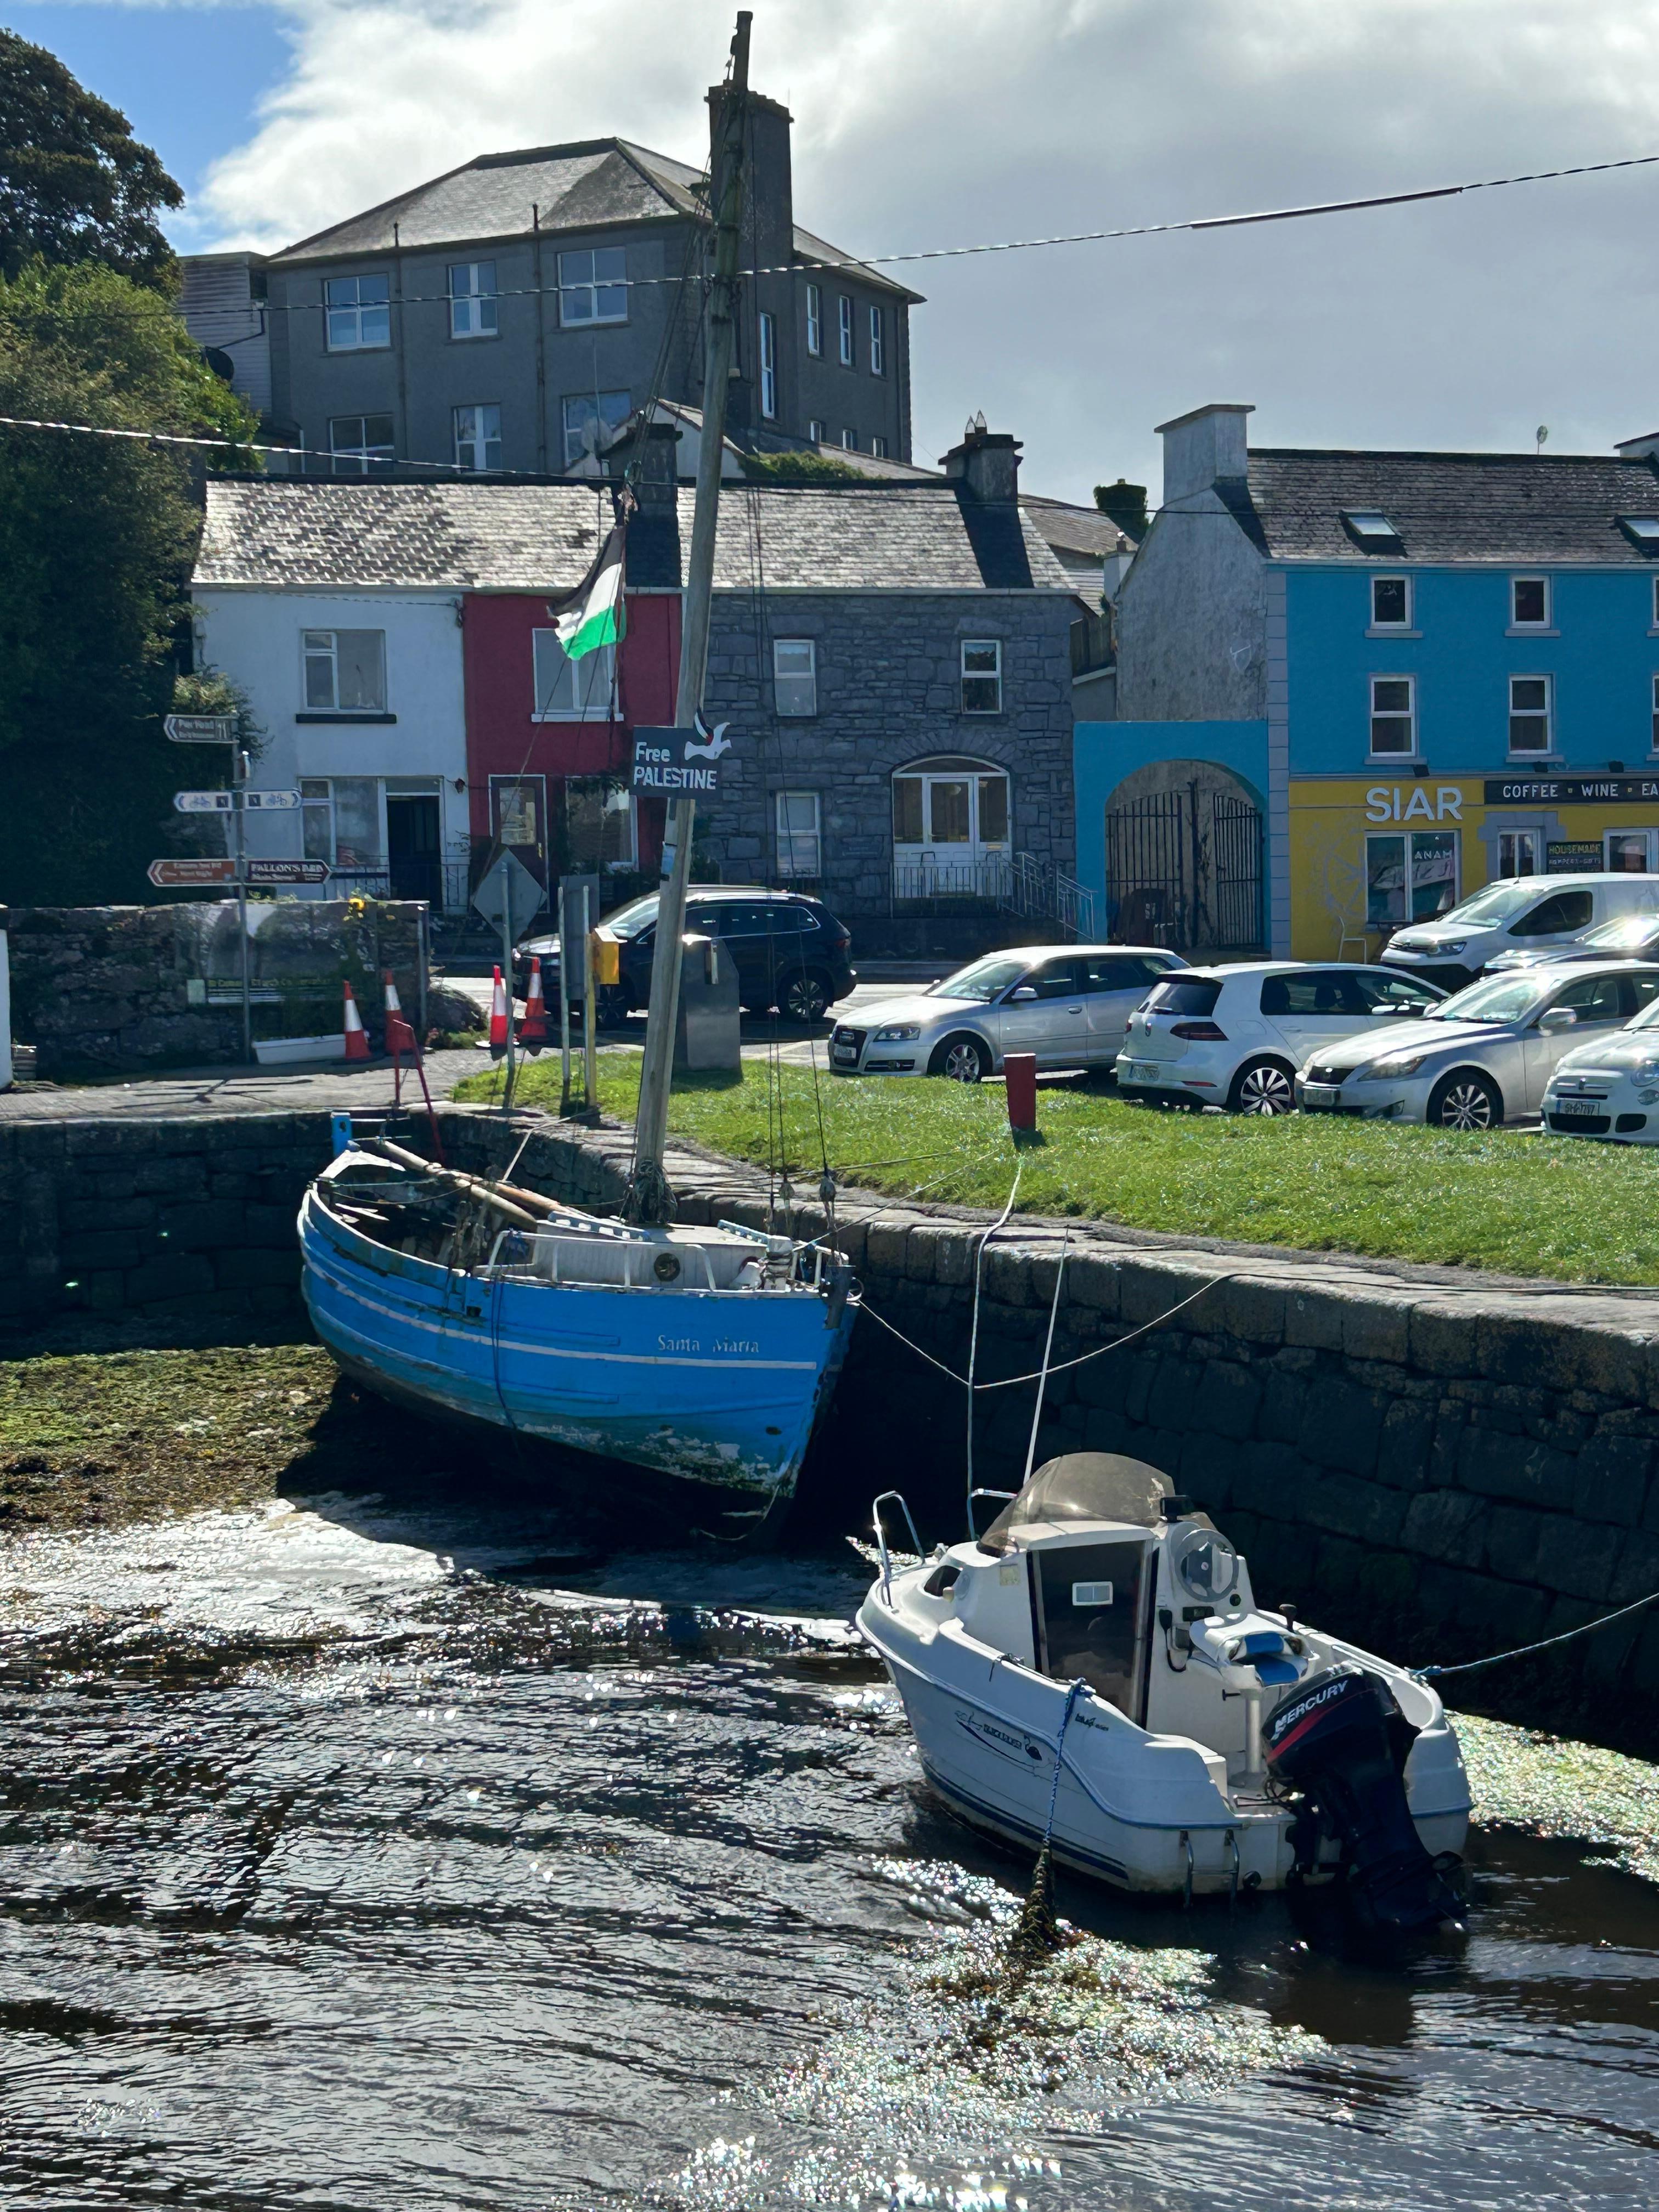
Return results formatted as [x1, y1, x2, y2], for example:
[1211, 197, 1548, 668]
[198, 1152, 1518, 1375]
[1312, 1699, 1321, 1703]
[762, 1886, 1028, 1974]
[516, 887, 856, 1024]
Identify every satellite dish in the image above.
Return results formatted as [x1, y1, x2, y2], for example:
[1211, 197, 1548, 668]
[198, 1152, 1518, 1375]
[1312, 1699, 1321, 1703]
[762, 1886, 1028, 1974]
[1536, 425, 1549, 450]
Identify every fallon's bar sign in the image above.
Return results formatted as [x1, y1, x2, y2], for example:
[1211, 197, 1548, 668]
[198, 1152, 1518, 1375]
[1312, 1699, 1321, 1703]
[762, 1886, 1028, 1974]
[631, 714, 736, 795]
[1485, 775, 1659, 804]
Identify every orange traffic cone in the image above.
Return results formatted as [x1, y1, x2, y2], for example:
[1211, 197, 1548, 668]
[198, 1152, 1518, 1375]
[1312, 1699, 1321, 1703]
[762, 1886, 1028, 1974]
[518, 956, 550, 1053]
[488, 964, 510, 1059]
[382, 970, 417, 1057]
[342, 980, 370, 1063]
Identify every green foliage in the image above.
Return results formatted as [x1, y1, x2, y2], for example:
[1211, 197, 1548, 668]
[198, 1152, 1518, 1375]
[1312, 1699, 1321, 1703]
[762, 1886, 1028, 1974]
[740, 448, 870, 487]
[0, 259, 259, 901]
[0, 30, 182, 289]
[173, 667, 266, 761]
[456, 1056, 1659, 1284]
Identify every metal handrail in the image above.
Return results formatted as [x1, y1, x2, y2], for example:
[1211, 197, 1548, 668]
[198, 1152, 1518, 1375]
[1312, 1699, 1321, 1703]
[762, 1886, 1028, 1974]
[967, 1486, 1016, 1541]
[871, 1489, 923, 1605]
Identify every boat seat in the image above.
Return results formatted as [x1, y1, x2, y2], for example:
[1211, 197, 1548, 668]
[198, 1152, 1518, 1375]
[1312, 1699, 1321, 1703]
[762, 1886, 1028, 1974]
[1191, 1620, 1306, 1690]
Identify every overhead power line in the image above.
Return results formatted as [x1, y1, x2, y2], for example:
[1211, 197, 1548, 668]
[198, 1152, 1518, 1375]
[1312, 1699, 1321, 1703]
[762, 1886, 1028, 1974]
[255, 148, 1659, 315]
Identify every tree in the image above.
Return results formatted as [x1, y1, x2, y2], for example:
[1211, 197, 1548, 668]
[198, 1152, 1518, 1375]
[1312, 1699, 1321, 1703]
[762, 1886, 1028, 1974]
[0, 261, 259, 904]
[0, 31, 182, 289]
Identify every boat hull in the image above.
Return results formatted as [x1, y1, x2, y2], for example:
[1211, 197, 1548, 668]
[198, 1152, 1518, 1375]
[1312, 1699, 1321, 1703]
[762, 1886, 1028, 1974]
[299, 1187, 855, 1520]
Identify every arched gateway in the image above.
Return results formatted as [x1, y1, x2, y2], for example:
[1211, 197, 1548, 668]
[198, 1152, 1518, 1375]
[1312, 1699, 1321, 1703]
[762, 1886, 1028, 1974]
[1105, 760, 1264, 953]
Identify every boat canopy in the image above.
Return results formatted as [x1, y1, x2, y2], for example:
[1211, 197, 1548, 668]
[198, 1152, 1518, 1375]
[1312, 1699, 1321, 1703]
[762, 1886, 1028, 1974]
[977, 1452, 1173, 1555]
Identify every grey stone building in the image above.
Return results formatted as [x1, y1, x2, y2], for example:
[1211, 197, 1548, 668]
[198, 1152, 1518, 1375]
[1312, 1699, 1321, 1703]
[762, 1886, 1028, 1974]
[182, 90, 919, 478]
[190, 425, 1077, 953]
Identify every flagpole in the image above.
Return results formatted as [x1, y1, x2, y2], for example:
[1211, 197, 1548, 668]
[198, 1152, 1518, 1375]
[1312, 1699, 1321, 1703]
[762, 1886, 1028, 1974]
[624, 9, 751, 1226]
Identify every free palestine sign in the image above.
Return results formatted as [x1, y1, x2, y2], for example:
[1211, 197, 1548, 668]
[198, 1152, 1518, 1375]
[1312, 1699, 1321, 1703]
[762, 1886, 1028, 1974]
[631, 716, 736, 795]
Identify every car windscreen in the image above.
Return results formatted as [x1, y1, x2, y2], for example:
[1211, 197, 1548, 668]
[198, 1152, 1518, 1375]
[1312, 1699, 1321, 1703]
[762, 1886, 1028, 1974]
[1427, 974, 1545, 1024]
[1624, 990, 1659, 1031]
[1144, 977, 1222, 1017]
[1433, 880, 1544, 928]
[931, 955, 1029, 1002]
[601, 895, 659, 939]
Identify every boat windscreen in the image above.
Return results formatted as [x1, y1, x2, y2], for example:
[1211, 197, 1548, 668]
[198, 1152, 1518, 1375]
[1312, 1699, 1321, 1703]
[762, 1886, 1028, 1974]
[977, 1452, 1173, 1554]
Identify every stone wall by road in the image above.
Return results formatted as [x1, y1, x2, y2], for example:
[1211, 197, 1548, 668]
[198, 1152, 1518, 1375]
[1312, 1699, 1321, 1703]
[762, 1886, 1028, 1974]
[4, 902, 429, 1079]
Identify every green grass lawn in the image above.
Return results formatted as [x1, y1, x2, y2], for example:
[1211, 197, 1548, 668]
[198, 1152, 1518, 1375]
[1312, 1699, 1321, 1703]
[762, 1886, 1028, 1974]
[453, 1057, 1659, 1284]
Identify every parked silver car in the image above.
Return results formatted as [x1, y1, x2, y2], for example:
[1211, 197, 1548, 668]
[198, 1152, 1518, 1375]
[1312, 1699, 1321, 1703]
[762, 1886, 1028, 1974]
[828, 945, 1186, 1080]
[1295, 961, 1659, 1129]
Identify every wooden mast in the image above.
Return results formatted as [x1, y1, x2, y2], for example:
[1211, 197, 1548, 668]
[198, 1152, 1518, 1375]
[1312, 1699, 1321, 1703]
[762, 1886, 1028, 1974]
[624, 10, 752, 1226]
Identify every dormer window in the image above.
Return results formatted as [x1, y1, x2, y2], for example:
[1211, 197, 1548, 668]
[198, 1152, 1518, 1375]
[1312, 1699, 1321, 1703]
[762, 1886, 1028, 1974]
[1618, 515, 1659, 555]
[1341, 509, 1404, 555]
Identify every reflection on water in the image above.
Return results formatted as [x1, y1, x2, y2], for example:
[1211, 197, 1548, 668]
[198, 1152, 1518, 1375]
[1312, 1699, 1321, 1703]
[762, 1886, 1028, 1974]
[0, 1493, 1655, 2210]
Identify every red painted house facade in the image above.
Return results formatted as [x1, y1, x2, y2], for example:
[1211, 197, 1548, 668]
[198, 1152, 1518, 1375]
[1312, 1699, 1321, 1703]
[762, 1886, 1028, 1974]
[461, 587, 678, 895]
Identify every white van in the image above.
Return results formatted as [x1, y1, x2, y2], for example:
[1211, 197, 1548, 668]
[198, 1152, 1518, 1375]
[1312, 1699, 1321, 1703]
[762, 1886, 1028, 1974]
[1382, 873, 1659, 990]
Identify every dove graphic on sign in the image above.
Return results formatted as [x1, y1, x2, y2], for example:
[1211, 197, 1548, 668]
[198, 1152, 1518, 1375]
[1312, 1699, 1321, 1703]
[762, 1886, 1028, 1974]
[684, 709, 732, 763]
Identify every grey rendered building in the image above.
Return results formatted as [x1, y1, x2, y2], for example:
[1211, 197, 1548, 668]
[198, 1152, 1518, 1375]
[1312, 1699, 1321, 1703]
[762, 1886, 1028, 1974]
[185, 90, 919, 477]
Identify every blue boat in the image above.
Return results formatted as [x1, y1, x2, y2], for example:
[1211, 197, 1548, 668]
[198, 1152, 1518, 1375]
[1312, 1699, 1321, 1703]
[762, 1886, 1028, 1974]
[298, 1144, 859, 1529]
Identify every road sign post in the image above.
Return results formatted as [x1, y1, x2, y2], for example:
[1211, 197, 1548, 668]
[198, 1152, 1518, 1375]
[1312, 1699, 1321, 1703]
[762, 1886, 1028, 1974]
[245, 859, 330, 886]
[164, 714, 236, 746]
[147, 859, 238, 888]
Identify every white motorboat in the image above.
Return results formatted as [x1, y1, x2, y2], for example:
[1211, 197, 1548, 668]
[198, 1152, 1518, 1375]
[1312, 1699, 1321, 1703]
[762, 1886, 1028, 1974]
[859, 1454, 1470, 1929]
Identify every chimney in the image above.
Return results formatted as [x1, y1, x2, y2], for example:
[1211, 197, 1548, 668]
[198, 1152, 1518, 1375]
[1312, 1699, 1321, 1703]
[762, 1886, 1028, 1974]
[1154, 403, 1254, 504]
[604, 413, 681, 508]
[941, 416, 1022, 503]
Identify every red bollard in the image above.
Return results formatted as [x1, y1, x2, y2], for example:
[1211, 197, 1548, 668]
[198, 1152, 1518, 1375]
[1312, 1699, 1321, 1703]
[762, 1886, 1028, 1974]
[1004, 1051, 1037, 1134]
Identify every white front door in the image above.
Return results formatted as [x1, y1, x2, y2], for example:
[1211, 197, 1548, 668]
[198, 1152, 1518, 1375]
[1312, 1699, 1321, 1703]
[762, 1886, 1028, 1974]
[893, 765, 1011, 900]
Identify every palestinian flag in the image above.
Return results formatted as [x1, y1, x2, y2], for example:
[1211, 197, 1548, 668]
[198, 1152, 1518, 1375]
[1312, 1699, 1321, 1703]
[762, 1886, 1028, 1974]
[551, 523, 627, 659]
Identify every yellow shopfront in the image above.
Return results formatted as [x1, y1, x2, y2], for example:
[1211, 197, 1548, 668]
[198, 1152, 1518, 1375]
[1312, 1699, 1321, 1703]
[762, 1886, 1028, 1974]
[1287, 774, 1659, 960]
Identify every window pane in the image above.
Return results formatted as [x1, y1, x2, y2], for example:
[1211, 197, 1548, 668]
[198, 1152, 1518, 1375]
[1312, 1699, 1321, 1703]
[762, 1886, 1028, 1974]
[331, 778, 380, 867]
[1372, 577, 1407, 625]
[335, 631, 385, 711]
[357, 275, 389, 306]
[1408, 832, 1459, 921]
[495, 779, 541, 846]
[1373, 678, 1411, 712]
[893, 777, 923, 843]
[977, 774, 1008, 842]
[929, 780, 971, 841]
[304, 647, 335, 709]
[963, 642, 1000, 674]
[1513, 578, 1548, 624]
[772, 638, 815, 715]
[533, 630, 573, 714]
[1367, 834, 1407, 926]
[1608, 832, 1650, 872]
[562, 390, 630, 465]
[302, 794, 332, 861]
[1511, 678, 1548, 710]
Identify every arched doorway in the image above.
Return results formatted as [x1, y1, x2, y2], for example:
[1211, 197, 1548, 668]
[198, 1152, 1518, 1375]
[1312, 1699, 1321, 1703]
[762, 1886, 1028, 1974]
[1105, 760, 1263, 953]
[891, 755, 1011, 906]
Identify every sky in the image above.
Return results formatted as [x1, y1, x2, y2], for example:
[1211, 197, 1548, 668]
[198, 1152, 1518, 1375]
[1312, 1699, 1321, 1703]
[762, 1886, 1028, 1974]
[9, 0, 1659, 504]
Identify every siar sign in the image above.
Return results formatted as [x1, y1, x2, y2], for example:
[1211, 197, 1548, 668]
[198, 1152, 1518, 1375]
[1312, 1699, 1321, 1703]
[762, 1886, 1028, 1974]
[1364, 785, 1464, 823]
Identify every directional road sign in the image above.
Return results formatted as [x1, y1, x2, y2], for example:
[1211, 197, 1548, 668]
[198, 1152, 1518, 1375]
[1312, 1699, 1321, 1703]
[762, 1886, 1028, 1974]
[175, 789, 303, 814]
[148, 857, 239, 888]
[245, 859, 330, 885]
[164, 714, 236, 746]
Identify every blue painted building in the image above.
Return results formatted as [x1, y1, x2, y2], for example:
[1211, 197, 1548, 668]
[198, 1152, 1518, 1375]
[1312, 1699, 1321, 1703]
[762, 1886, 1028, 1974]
[1075, 404, 1659, 957]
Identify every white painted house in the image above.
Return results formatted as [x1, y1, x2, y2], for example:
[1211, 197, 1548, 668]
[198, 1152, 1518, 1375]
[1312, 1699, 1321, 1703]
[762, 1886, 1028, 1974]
[193, 492, 471, 906]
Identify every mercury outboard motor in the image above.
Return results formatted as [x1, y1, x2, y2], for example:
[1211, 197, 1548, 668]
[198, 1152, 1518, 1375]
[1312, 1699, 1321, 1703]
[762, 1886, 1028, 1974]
[1265, 1665, 1462, 1937]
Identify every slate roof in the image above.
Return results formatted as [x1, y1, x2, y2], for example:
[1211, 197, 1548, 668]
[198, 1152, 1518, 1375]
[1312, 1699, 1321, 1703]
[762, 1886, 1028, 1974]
[194, 481, 1073, 595]
[1231, 449, 1659, 564]
[270, 136, 921, 299]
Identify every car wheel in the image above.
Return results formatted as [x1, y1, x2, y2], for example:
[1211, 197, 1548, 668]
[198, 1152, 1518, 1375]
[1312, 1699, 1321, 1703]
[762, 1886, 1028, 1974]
[930, 1033, 991, 1083]
[1428, 1069, 1502, 1131]
[1227, 1058, 1297, 1115]
[780, 968, 832, 1024]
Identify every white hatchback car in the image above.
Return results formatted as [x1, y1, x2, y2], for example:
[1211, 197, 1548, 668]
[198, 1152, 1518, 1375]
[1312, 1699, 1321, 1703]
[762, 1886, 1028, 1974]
[1117, 962, 1446, 1114]
[829, 945, 1186, 1081]
[1542, 991, 1659, 1142]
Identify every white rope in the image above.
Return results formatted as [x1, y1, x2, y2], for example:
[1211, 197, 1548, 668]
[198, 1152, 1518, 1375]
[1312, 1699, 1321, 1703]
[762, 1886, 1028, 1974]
[1022, 1232, 1069, 1490]
[965, 1161, 1024, 1518]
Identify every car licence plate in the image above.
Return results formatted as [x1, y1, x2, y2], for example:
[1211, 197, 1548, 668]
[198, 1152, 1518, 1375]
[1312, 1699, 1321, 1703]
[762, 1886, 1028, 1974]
[1127, 1061, 1160, 1082]
[1300, 1083, 1340, 1108]
[1552, 1094, 1601, 1116]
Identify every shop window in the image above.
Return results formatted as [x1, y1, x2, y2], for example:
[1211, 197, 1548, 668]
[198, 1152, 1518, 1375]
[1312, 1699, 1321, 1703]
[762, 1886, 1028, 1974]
[1366, 831, 1458, 928]
[1369, 674, 1415, 756]
[1606, 830, 1657, 873]
[776, 791, 822, 877]
[1508, 674, 1553, 755]
[1370, 576, 1410, 629]
[532, 629, 615, 719]
[1496, 829, 1542, 878]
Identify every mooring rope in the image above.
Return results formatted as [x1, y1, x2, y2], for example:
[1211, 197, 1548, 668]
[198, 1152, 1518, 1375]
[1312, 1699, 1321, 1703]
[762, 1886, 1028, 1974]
[1414, 1584, 1659, 1679]
[1011, 1675, 1089, 1962]
[964, 1163, 1025, 1521]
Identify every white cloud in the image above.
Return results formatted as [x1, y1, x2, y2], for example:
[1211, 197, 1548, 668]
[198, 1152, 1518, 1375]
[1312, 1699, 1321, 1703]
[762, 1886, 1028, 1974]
[192, 0, 1659, 500]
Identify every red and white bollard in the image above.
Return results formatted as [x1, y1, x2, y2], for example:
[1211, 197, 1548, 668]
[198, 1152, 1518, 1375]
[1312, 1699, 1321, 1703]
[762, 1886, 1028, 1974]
[518, 956, 551, 1054]
[341, 980, 371, 1063]
[487, 965, 510, 1060]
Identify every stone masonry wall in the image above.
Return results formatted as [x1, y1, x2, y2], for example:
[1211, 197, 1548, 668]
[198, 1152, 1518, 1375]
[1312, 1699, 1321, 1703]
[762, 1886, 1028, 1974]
[702, 588, 1076, 929]
[4, 902, 429, 1079]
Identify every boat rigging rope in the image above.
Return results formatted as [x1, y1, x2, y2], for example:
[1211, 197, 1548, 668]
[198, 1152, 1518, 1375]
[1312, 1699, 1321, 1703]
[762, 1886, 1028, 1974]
[1413, 1584, 1659, 1680]
[964, 1161, 1024, 1520]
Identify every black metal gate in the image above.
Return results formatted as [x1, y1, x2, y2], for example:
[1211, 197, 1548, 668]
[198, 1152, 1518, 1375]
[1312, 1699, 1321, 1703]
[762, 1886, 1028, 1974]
[1105, 783, 1263, 953]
